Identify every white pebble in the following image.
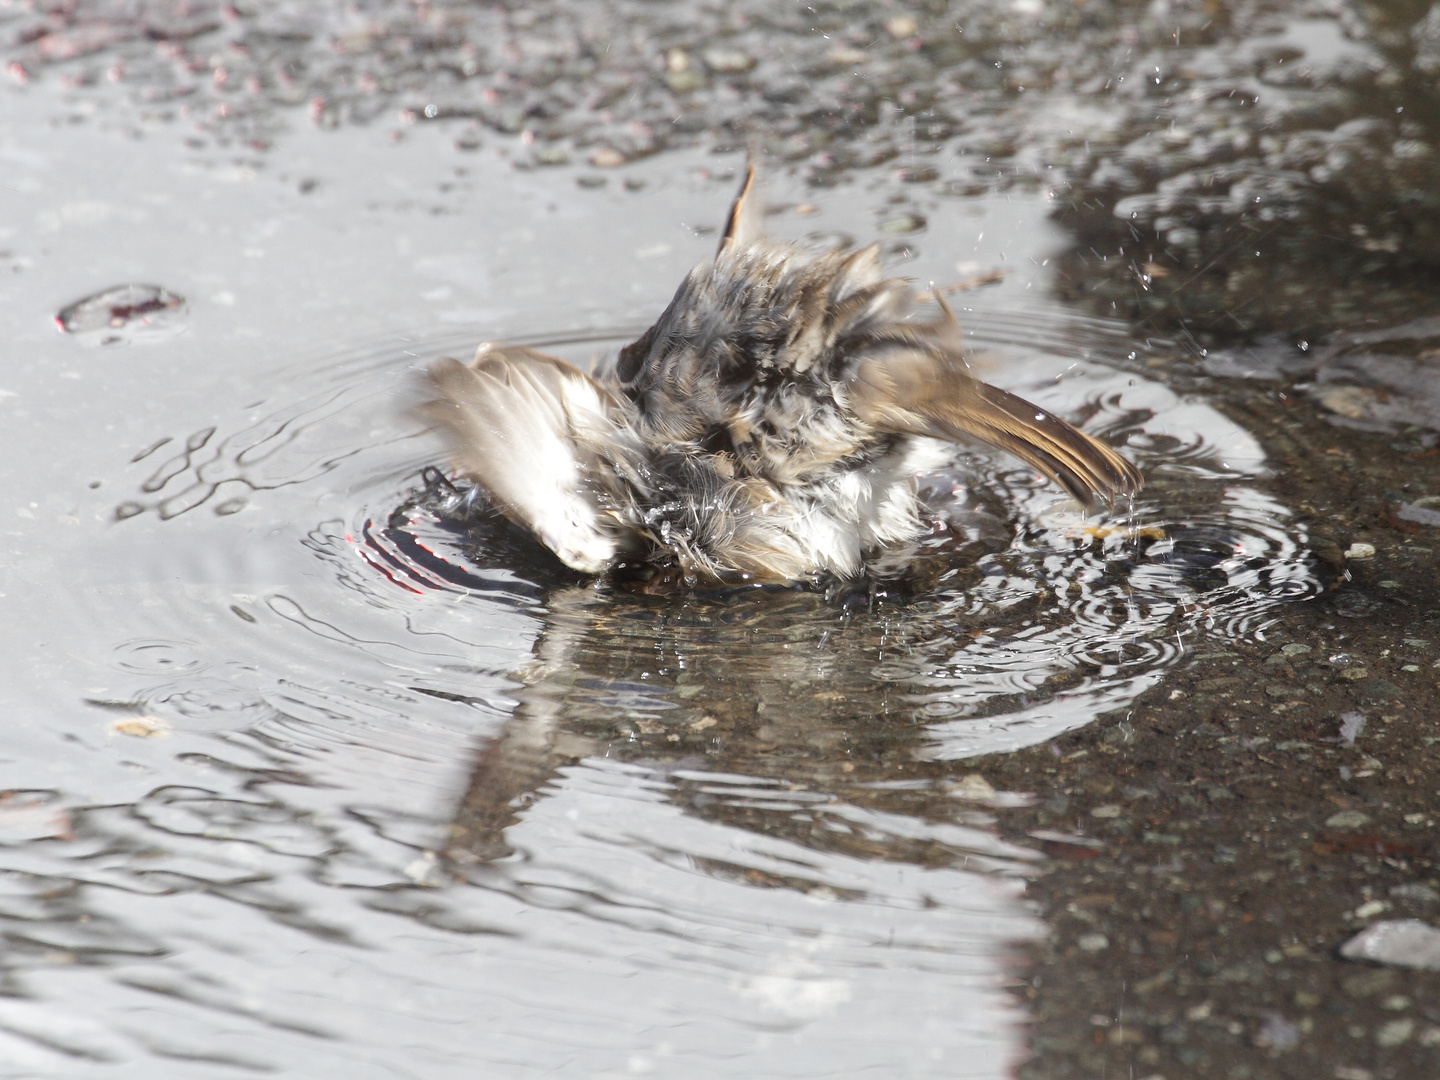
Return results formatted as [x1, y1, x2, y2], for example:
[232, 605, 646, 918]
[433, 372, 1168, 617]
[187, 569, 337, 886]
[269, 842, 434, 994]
[1340, 920, 1440, 971]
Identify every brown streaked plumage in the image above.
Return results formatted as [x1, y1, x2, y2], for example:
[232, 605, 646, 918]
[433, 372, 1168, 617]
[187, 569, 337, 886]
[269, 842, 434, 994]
[419, 162, 1142, 585]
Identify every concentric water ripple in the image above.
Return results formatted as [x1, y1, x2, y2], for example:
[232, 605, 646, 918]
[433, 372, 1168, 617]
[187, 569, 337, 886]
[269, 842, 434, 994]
[101, 309, 1321, 821]
[283, 318, 1318, 764]
[109, 314, 1319, 767]
[12, 310, 1318, 1077]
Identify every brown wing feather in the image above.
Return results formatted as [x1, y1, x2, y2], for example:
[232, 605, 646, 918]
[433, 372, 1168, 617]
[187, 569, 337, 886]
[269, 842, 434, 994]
[844, 347, 1142, 509]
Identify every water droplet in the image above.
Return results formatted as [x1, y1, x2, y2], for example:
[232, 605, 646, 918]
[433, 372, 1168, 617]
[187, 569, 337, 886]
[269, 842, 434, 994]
[55, 285, 188, 346]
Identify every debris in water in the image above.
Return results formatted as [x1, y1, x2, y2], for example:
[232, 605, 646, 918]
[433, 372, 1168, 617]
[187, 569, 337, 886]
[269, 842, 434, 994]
[108, 715, 170, 738]
[55, 284, 188, 346]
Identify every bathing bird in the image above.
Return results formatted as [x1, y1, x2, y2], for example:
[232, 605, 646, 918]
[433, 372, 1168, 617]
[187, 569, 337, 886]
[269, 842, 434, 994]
[419, 163, 1142, 586]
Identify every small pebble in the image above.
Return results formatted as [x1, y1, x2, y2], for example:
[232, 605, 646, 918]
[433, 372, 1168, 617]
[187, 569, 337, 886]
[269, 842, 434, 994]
[1340, 920, 1440, 971]
[665, 67, 706, 93]
[1344, 542, 1376, 559]
[1326, 810, 1372, 830]
[878, 213, 925, 234]
[1398, 503, 1440, 526]
[1090, 804, 1122, 818]
[701, 47, 755, 74]
[1376, 1019, 1413, 1047]
[1390, 883, 1439, 902]
[948, 774, 996, 801]
[883, 14, 919, 38]
[1321, 386, 1381, 421]
[1078, 933, 1109, 952]
[1253, 1012, 1300, 1051]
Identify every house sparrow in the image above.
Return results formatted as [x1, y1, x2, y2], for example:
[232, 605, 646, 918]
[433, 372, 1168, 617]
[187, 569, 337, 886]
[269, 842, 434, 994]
[420, 163, 1142, 586]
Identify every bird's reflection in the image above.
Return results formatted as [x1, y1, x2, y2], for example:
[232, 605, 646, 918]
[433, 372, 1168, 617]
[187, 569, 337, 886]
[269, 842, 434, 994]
[446, 586, 615, 863]
[441, 552, 1006, 867]
[393, 453, 1010, 863]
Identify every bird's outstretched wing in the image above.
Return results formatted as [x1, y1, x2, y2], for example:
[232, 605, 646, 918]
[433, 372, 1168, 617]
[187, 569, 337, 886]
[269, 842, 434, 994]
[419, 344, 637, 573]
[843, 303, 1142, 508]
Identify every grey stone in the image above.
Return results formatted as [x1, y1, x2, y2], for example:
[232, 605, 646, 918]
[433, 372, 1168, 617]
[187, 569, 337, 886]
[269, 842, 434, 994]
[1265, 684, 1306, 698]
[1326, 810, 1372, 829]
[1390, 883, 1440, 904]
[1398, 503, 1440, 527]
[1340, 920, 1440, 971]
[1254, 1012, 1300, 1051]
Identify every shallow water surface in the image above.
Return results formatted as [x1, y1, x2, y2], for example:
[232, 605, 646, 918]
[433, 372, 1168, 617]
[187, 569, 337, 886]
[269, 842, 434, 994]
[5, 12, 1433, 1076]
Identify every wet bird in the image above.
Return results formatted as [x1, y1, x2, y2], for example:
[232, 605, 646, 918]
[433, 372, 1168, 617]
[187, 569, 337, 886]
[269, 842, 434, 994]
[420, 163, 1142, 586]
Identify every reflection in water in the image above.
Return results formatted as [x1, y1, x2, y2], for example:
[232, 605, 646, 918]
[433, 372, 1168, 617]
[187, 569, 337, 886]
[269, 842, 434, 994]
[0, 316, 1317, 1075]
[435, 467, 1313, 860]
[384, 318, 1317, 793]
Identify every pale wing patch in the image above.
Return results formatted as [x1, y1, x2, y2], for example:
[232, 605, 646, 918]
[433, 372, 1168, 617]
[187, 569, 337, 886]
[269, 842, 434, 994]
[420, 346, 626, 573]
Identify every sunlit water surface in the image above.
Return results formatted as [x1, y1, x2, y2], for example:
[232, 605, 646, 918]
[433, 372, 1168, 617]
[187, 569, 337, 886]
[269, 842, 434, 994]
[0, 93, 1317, 1077]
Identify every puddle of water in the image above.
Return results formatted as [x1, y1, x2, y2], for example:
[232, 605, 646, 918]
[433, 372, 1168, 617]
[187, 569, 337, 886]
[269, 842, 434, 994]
[0, 74, 1320, 1077]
